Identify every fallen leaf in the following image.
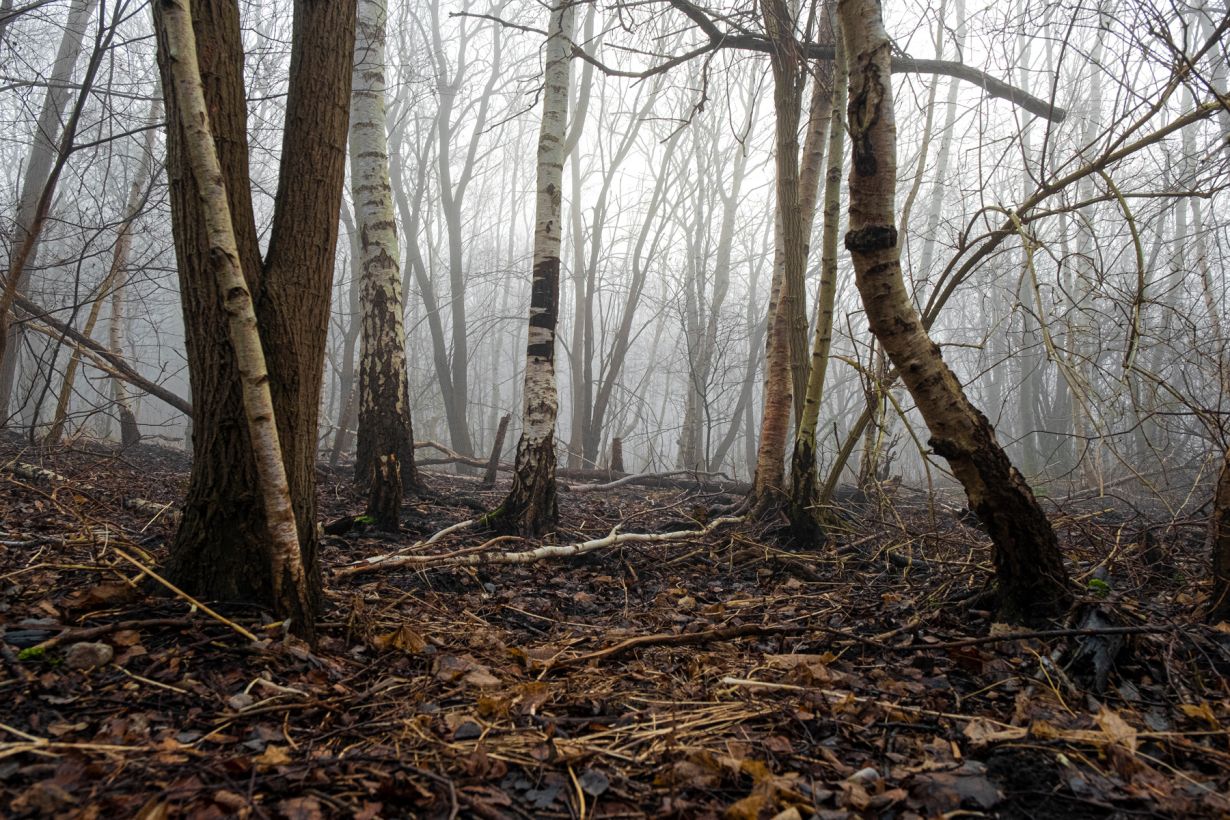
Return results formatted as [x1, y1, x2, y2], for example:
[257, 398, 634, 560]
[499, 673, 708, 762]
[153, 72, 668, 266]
[1095, 705, 1138, 753]
[253, 745, 292, 767]
[371, 625, 427, 654]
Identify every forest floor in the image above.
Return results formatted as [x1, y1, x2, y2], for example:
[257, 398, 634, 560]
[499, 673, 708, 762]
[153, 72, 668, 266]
[1, 438, 1229, 819]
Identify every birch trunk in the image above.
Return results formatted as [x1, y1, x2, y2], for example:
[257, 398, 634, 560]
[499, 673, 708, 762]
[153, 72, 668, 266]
[349, 0, 419, 529]
[789, 11, 845, 543]
[155, 0, 313, 636]
[488, 0, 573, 536]
[839, 0, 1071, 622]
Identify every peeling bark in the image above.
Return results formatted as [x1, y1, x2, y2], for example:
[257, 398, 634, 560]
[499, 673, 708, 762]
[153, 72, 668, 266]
[349, 0, 419, 526]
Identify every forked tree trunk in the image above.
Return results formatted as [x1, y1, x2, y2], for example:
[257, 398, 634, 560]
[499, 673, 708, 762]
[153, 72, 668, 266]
[157, 0, 355, 640]
[838, 0, 1071, 622]
[1209, 444, 1230, 622]
[155, 0, 313, 637]
[349, 0, 419, 528]
[487, 0, 573, 536]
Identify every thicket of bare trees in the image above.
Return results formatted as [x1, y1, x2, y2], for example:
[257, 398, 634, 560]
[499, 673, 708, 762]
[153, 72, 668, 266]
[3, 0, 1230, 625]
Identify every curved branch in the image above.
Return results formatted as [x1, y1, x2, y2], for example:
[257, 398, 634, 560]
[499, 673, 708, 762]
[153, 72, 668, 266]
[456, 3, 1067, 121]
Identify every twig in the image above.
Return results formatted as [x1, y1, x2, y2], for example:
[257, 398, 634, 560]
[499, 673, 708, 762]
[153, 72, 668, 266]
[112, 548, 260, 642]
[550, 623, 806, 669]
[30, 617, 193, 652]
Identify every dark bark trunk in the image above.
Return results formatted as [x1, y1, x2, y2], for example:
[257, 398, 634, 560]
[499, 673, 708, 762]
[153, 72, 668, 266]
[482, 413, 510, 489]
[158, 0, 356, 619]
[1209, 445, 1230, 622]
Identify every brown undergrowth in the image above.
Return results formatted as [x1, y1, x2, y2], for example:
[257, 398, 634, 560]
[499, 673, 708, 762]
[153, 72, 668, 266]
[1, 438, 1228, 818]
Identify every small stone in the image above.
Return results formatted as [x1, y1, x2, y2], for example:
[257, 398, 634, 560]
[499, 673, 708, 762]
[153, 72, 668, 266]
[64, 641, 113, 669]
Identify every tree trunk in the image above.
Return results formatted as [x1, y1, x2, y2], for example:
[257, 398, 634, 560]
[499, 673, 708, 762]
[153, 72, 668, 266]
[157, 0, 356, 636]
[839, 0, 1071, 622]
[488, 0, 573, 536]
[789, 9, 845, 544]
[155, 0, 314, 638]
[349, 0, 419, 527]
[1209, 444, 1230, 622]
[45, 98, 160, 446]
[0, 0, 101, 425]
[748, 0, 812, 513]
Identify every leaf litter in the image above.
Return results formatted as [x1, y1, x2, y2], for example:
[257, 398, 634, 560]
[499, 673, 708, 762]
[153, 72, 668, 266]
[1, 437, 1228, 818]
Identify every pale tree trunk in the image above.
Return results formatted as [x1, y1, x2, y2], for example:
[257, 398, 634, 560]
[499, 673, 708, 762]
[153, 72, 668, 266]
[0, 0, 101, 425]
[749, 0, 806, 512]
[329, 203, 363, 467]
[155, 0, 313, 637]
[789, 8, 845, 542]
[488, 0, 573, 536]
[349, 0, 419, 529]
[109, 257, 141, 448]
[45, 98, 160, 446]
[839, 0, 1071, 622]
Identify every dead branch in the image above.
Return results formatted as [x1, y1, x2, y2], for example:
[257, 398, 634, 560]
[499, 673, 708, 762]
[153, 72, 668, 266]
[457, 0, 1066, 122]
[15, 293, 192, 416]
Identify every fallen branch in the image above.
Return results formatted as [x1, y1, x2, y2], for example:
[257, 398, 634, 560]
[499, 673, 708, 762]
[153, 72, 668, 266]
[29, 617, 194, 652]
[339, 515, 744, 576]
[550, 623, 806, 669]
[563, 469, 745, 494]
[429, 515, 744, 568]
[2, 461, 180, 525]
[333, 518, 478, 577]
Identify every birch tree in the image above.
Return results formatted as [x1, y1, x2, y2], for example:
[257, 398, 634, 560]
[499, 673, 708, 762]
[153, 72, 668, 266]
[838, 0, 1072, 622]
[350, 0, 420, 530]
[488, 0, 573, 536]
[156, 0, 356, 636]
[154, 0, 314, 636]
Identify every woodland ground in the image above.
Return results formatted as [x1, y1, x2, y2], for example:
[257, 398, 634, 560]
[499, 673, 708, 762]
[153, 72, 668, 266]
[1, 437, 1228, 819]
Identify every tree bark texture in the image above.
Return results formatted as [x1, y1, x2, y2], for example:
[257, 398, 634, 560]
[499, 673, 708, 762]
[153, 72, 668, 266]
[156, 0, 356, 632]
[349, 0, 419, 525]
[749, 0, 817, 514]
[838, 0, 1071, 622]
[155, 0, 314, 637]
[789, 9, 846, 544]
[489, 0, 573, 536]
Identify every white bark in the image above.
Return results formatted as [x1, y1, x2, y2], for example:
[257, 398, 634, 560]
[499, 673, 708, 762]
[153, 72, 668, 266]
[349, 0, 415, 518]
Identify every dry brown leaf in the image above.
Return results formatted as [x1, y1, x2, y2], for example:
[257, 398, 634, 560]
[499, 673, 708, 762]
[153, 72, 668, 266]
[1095, 705, 1138, 753]
[253, 745, 292, 768]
